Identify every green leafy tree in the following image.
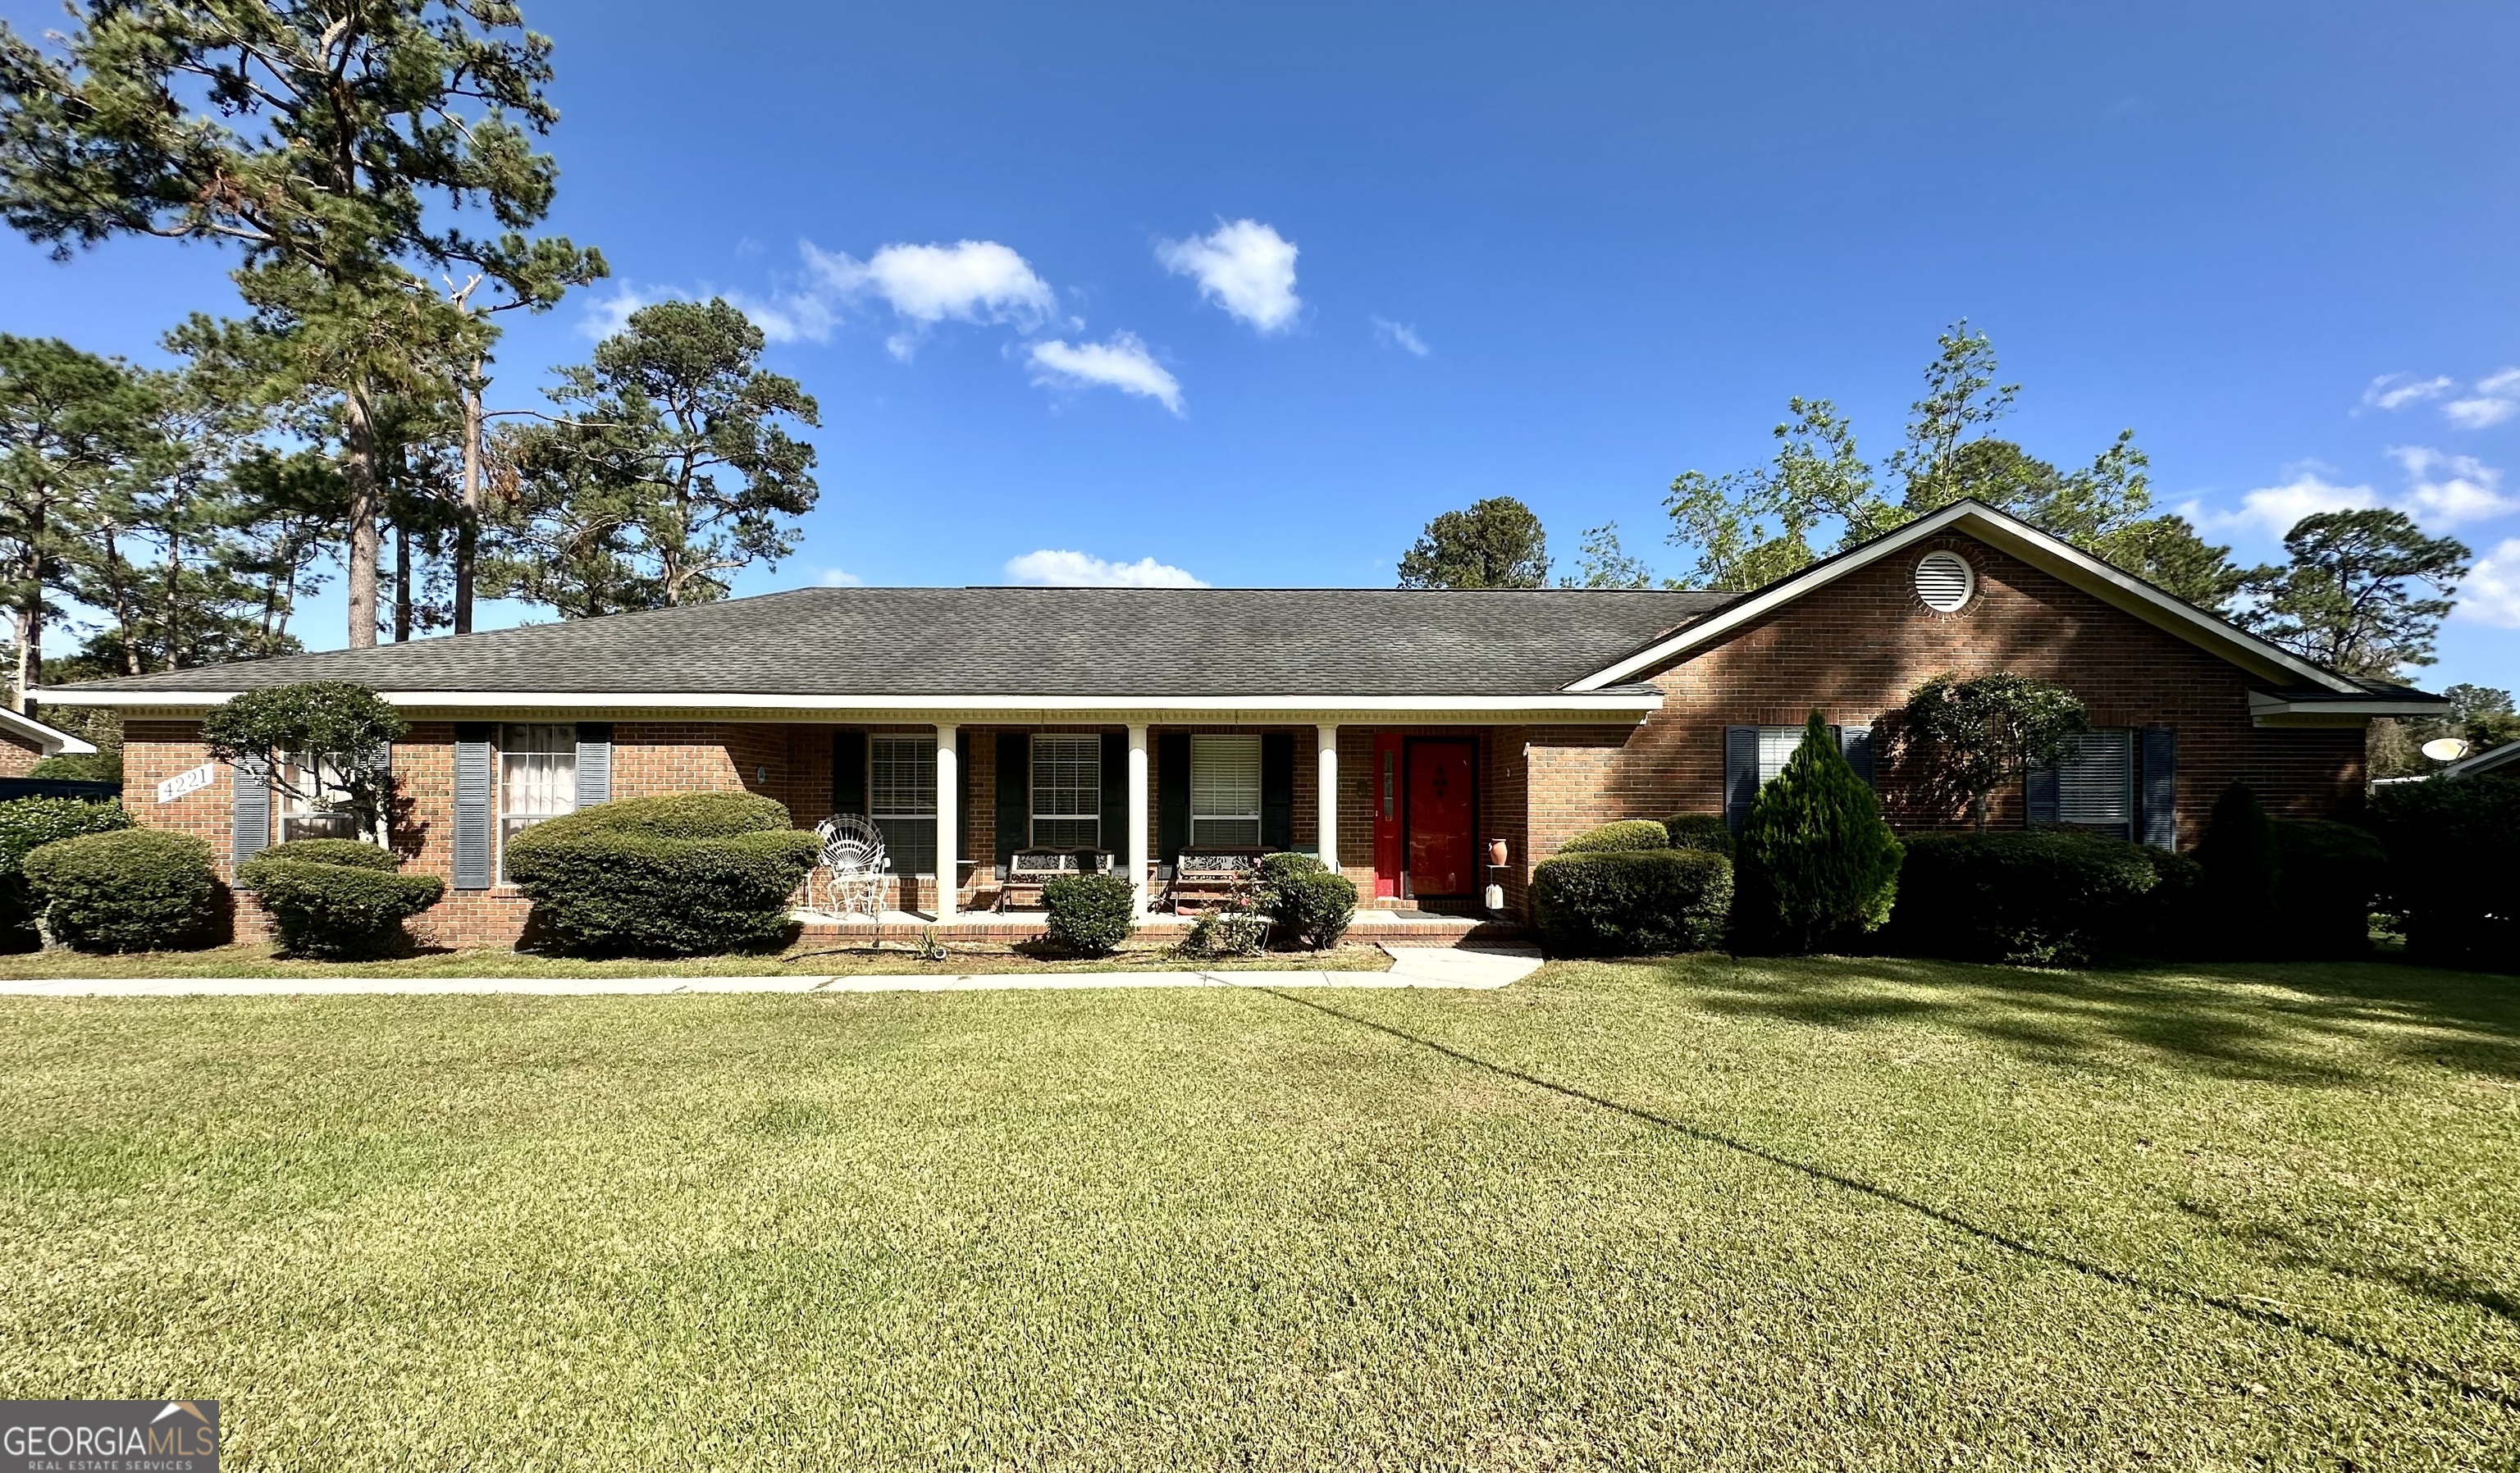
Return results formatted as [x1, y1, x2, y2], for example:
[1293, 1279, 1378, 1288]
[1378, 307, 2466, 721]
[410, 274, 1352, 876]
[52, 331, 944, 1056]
[1664, 323, 2244, 607]
[1900, 672, 2090, 831]
[0, 0, 596, 649]
[1559, 522, 1656, 588]
[0, 335, 150, 707]
[483, 299, 819, 613]
[1397, 495, 1550, 588]
[2233, 509, 2471, 679]
[203, 682, 409, 837]
[2377, 683, 2520, 778]
[1731, 711, 1904, 954]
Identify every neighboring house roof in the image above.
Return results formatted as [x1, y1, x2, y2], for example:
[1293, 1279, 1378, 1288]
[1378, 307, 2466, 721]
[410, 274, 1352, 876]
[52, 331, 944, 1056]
[38, 586, 1737, 705]
[1567, 498, 2433, 706]
[2440, 738, 2520, 779]
[0, 705, 98, 755]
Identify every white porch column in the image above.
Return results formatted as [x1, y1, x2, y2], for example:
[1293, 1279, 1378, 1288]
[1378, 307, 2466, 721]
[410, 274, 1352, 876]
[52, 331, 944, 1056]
[1315, 724, 1340, 873]
[934, 724, 958, 920]
[1127, 723, 1150, 917]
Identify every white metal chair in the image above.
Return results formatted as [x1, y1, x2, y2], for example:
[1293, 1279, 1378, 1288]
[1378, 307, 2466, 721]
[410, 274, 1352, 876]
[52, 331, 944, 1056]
[814, 814, 890, 919]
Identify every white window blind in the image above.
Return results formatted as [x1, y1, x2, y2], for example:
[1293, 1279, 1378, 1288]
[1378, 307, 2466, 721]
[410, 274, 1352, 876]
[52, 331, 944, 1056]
[498, 724, 578, 876]
[1755, 727, 1802, 786]
[1031, 735, 1102, 850]
[870, 735, 938, 875]
[1189, 734, 1262, 847]
[2057, 728, 2133, 828]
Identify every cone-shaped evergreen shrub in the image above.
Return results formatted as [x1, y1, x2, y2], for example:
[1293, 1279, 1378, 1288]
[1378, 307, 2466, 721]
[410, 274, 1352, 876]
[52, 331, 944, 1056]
[1731, 711, 1904, 955]
[2196, 782, 2282, 958]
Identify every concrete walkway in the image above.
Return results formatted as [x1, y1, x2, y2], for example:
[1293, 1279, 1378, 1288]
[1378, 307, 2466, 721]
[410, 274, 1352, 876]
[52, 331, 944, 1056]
[0, 945, 1545, 998]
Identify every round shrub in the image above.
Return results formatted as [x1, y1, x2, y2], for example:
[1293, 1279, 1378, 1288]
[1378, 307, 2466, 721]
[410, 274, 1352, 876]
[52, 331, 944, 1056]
[1557, 819, 1670, 855]
[1662, 814, 1736, 860]
[1043, 872, 1134, 955]
[1884, 831, 2172, 966]
[1256, 851, 1358, 950]
[2367, 776, 2520, 972]
[0, 797, 132, 951]
[2271, 819, 2388, 960]
[239, 839, 445, 959]
[1531, 848, 1732, 956]
[504, 792, 822, 956]
[2196, 782, 2281, 959]
[21, 828, 215, 953]
[1732, 713, 1903, 955]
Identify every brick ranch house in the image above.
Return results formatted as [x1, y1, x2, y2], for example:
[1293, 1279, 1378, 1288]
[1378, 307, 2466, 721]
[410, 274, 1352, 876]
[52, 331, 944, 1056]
[41, 500, 2441, 949]
[0, 705, 98, 778]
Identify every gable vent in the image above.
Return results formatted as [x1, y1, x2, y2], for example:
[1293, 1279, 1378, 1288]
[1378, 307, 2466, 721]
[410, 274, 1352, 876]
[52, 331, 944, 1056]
[1914, 550, 1975, 612]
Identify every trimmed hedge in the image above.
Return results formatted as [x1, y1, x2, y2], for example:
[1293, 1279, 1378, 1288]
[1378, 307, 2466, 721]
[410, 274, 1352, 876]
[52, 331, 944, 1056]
[2368, 777, 2520, 972]
[1531, 848, 1732, 957]
[0, 797, 132, 951]
[1044, 873, 1134, 955]
[1256, 852, 1358, 950]
[1884, 831, 2179, 966]
[21, 828, 216, 953]
[504, 792, 821, 956]
[1558, 819, 1670, 855]
[2271, 819, 2388, 960]
[1662, 814, 1735, 860]
[239, 839, 445, 959]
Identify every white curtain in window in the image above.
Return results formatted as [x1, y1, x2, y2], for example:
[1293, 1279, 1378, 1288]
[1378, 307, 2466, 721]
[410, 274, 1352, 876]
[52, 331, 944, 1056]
[278, 753, 361, 841]
[870, 735, 938, 875]
[1189, 734, 1262, 847]
[1031, 734, 1102, 850]
[499, 724, 578, 866]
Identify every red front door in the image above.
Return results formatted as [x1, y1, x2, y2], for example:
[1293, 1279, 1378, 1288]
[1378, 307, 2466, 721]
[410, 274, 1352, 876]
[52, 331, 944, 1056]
[1406, 739, 1477, 901]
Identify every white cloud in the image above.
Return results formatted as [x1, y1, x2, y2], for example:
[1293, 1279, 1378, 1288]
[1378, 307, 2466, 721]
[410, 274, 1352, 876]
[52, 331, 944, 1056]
[2390, 445, 2518, 526]
[818, 568, 865, 587]
[1372, 316, 1430, 356]
[2362, 372, 2454, 412]
[1157, 219, 1301, 334]
[801, 239, 1059, 358]
[1025, 333, 1184, 414]
[1002, 550, 1208, 587]
[579, 281, 686, 339]
[2209, 470, 2379, 536]
[2460, 538, 2520, 627]
[579, 280, 824, 345]
[2444, 367, 2520, 430]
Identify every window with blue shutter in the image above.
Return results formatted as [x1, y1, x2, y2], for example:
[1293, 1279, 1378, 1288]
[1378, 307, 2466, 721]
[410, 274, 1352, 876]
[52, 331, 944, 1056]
[2139, 726, 2177, 850]
[231, 754, 271, 865]
[453, 724, 494, 891]
[575, 723, 613, 809]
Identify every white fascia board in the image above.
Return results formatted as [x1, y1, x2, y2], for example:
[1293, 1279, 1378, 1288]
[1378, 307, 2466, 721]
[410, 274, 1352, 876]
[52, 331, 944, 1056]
[2245, 691, 2445, 718]
[0, 705, 96, 754]
[34, 688, 1665, 724]
[1566, 500, 2362, 695]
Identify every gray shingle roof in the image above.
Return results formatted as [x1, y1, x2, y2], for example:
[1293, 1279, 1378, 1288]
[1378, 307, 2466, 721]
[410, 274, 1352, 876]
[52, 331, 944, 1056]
[52, 586, 1741, 699]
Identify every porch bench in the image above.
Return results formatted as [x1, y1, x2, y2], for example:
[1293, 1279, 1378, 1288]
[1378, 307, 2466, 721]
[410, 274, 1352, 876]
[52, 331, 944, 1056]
[996, 848, 1115, 911]
[1167, 848, 1267, 914]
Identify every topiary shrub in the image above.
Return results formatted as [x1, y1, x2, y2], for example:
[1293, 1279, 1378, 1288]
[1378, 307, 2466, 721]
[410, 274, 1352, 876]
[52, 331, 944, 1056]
[21, 828, 216, 953]
[1530, 848, 1732, 956]
[1043, 872, 1134, 955]
[1731, 712, 1904, 955]
[1557, 819, 1670, 855]
[2271, 819, 2388, 960]
[2367, 777, 2520, 972]
[1662, 814, 1735, 860]
[504, 792, 821, 956]
[1885, 831, 2178, 966]
[1255, 851, 1358, 950]
[238, 838, 445, 959]
[0, 797, 132, 951]
[2196, 782, 2282, 959]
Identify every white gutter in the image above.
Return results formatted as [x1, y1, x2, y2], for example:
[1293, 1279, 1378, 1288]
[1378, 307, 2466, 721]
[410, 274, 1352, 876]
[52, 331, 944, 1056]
[0, 705, 98, 755]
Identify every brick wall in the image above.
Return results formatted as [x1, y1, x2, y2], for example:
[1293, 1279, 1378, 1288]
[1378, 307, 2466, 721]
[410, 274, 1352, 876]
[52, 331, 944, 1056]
[0, 731, 45, 776]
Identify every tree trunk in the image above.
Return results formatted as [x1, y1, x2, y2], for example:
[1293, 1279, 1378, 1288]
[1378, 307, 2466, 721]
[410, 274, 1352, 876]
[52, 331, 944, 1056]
[454, 367, 482, 635]
[394, 520, 413, 642]
[13, 499, 42, 713]
[344, 381, 381, 649]
[1970, 791, 1991, 833]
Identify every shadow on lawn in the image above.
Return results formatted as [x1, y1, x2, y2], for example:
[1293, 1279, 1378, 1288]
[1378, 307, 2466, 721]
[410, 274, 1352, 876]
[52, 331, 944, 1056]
[1662, 955, 2520, 1086]
[1261, 985, 2520, 1413]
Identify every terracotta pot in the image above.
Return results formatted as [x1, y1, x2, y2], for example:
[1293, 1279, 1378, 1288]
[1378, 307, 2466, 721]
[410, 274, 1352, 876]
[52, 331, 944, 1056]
[1485, 838, 1509, 868]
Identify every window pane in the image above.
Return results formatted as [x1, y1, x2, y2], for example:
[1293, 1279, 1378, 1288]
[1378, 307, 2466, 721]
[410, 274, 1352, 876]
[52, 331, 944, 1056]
[1756, 727, 1802, 785]
[1190, 816, 1262, 847]
[877, 816, 937, 877]
[870, 736, 938, 817]
[497, 724, 579, 880]
[2057, 729, 2133, 827]
[1031, 735, 1101, 849]
[1190, 735, 1262, 831]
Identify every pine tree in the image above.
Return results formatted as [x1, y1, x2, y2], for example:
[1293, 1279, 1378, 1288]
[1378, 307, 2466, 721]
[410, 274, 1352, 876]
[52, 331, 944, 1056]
[1732, 711, 1905, 954]
[2196, 781, 2282, 958]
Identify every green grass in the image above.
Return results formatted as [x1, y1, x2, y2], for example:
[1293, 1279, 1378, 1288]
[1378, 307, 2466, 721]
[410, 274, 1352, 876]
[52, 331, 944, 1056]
[0, 939, 1394, 978]
[1, 955, 2514, 1469]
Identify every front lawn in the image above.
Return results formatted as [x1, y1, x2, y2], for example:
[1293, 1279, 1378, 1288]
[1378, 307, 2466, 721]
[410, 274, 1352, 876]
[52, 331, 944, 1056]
[1, 955, 2513, 1468]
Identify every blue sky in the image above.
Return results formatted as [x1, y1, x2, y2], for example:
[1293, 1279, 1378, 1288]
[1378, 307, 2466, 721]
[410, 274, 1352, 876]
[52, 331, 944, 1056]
[5, 0, 2517, 690]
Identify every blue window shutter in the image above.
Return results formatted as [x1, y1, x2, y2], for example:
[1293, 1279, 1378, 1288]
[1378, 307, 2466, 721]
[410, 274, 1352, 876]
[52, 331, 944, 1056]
[1723, 726, 1759, 832]
[1097, 731, 1125, 857]
[1157, 733, 1190, 875]
[993, 732, 1028, 878]
[2025, 765, 2060, 826]
[833, 731, 867, 817]
[1261, 733, 1296, 851]
[454, 723, 494, 891]
[574, 723, 613, 809]
[2139, 725, 2177, 850]
[231, 755, 270, 865]
[1838, 722, 1877, 789]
